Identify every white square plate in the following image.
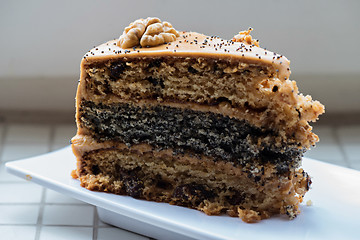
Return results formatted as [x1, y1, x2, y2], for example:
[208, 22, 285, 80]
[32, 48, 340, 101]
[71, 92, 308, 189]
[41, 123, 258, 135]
[5, 146, 360, 240]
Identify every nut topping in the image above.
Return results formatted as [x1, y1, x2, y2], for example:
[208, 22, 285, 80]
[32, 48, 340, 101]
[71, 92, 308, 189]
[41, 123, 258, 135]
[118, 17, 179, 48]
[232, 28, 259, 47]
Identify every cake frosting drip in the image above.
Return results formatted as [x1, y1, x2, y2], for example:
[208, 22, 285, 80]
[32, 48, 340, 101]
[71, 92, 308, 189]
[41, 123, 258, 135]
[83, 31, 290, 81]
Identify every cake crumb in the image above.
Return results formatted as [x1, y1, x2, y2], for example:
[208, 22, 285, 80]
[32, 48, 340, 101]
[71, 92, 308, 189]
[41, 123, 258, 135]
[306, 200, 313, 206]
[238, 208, 261, 223]
[71, 169, 78, 179]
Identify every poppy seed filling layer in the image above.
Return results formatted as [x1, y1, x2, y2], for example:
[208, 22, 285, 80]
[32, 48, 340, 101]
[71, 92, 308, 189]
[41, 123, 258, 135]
[79, 100, 303, 173]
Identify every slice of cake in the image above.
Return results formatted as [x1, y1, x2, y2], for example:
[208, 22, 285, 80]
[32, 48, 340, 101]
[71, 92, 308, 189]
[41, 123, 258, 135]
[71, 17, 324, 222]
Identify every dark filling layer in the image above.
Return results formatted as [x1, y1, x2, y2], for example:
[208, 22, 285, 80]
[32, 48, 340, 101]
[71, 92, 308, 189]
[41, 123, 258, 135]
[79, 100, 304, 172]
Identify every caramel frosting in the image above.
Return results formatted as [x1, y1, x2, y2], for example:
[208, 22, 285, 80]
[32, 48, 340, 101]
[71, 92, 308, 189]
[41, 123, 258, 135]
[82, 31, 291, 81]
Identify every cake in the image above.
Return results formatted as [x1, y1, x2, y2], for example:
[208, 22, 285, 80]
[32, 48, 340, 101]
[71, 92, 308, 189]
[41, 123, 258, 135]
[71, 17, 324, 222]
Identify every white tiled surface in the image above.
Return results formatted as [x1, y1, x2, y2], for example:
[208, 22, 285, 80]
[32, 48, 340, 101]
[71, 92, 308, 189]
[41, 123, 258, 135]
[42, 205, 94, 226]
[0, 122, 151, 240]
[0, 121, 359, 240]
[39, 226, 93, 240]
[0, 205, 40, 224]
[0, 226, 37, 240]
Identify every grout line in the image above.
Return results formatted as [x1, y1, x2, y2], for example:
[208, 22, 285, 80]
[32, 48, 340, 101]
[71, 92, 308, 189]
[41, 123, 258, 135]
[0, 223, 94, 227]
[0, 180, 29, 184]
[34, 188, 46, 240]
[92, 206, 99, 240]
[0, 202, 88, 206]
[332, 126, 352, 168]
[34, 124, 54, 240]
[41, 224, 94, 227]
[0, 223, 38, 226]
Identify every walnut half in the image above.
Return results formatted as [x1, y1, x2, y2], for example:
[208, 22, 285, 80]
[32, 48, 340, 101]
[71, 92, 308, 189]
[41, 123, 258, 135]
[118, 17, 179, 48]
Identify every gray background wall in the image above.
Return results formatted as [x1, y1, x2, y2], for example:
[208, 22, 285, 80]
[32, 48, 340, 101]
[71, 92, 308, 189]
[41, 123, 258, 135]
[1, 0, 359, 114]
